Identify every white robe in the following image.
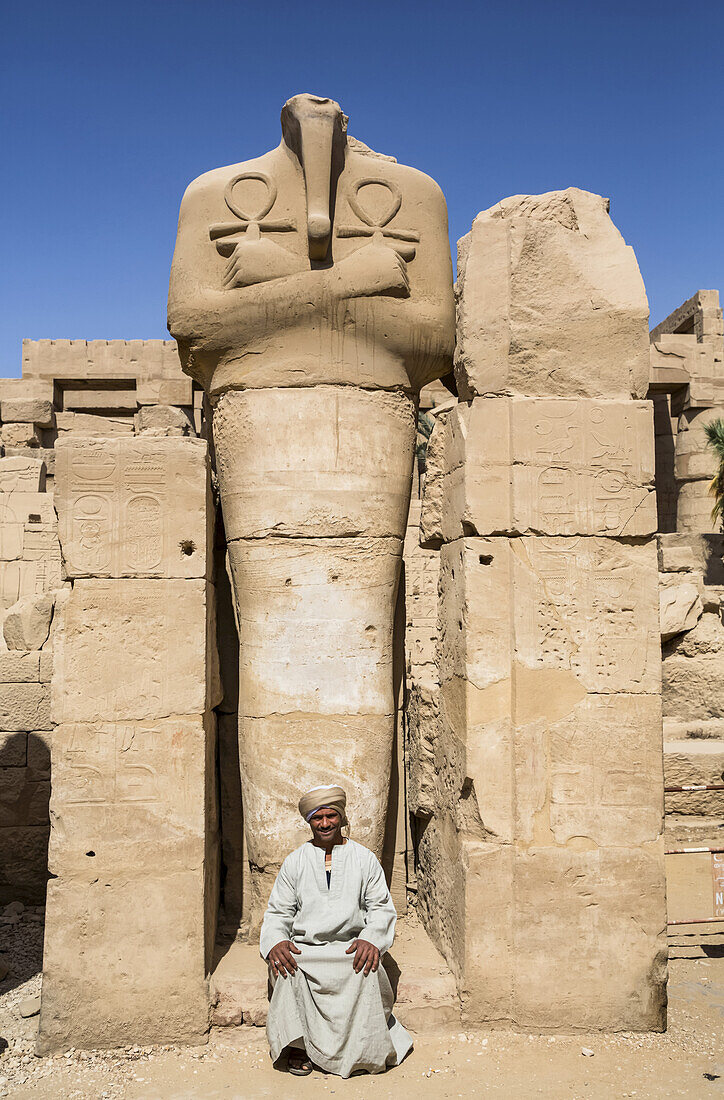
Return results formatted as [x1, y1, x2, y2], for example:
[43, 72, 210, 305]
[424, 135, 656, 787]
[259, 838, 413, 1078]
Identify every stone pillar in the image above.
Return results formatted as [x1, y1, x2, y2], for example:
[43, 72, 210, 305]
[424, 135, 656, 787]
[418, 189, 667, 1029]
[675, 405, 724, 532]
[38, 436, 220, 1052]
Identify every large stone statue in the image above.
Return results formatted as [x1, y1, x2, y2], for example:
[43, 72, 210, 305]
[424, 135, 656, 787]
[168, 94, 455, 922]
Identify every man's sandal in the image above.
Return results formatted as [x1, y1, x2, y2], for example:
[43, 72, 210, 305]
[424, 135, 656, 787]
[288, 1052, 313, 1076]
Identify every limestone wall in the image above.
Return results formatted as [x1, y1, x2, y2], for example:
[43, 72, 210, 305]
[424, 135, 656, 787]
[415, 189, 667, 1030]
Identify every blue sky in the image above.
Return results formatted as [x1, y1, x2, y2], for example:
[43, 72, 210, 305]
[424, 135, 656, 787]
[1, 0, 722, 377]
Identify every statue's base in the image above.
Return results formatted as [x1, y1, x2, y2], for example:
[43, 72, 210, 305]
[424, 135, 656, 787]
[210, 916, 460, 1032]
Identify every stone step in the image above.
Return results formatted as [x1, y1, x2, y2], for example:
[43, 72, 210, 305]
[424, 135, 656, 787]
[210, 919, 460, 1034]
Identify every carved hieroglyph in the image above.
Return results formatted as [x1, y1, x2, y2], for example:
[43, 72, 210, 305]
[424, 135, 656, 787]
[169, 94, 454, 919]
[421, 398, 656, 542]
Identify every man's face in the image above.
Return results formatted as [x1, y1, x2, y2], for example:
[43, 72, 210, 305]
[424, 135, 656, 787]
[309, 807, 342, 845]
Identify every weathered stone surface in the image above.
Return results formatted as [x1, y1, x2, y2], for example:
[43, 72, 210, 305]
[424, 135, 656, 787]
[19, 994, 41, 1018]
[508, 846, 666, 1030]
[674, 406, 723, 482]
[3, 447, 55, 475]
[135, 404, 194, 436]
[3, 592, 55, 650]
[51, 580, 218, 724]
[423, 534, 665, 1029]
[422, 398, 656, 541]
[0, 651, 41, 682]
[0, 683, 51, 731]
[440, 538, 660, 698]
[1, 399, 55, 428]
[676, 481, 718, 535]
[0, 456, 46, 493]
[659, 581, 703, 640]
[664, 739, 724, 814]
[38, 712, 215, 1052]
[0, 825, 49, 904]
[55, 412, 134, 436]
[663, 612, 724, 720]
[0, 768, 50, 826]
[454, 189, 649, 400]
[55, 437, 211, 579]
[0, 731, 27, 766]
[1, 424, 41, 448]
[213, 387, 416, 540]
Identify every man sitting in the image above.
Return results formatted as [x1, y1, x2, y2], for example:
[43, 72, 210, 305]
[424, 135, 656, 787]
[260, 784, 413, 1077]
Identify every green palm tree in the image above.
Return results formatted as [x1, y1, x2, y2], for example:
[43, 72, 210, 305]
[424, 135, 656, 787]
[703, 418, 724, 528]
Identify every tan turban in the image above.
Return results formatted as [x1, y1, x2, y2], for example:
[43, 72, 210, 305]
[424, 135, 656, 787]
[298, 785, 348, 825]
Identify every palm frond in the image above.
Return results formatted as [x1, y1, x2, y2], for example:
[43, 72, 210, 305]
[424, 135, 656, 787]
[704, 418, 724, 528]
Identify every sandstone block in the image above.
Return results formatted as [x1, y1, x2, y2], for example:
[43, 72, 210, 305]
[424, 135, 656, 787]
[454, 189, 649, 400]
[55, 437, 212, 579]
[27, 732, 51, 776]
[664, 739, 724, 814]
[659, 581, 703, 640]
[0, 825, 49, 904]
[213, 387, 416, 539]
[3, 592, 55, 651]
[0, 683, 51, 731]
[136, 378, 194, 407]
[0, 768, 50, 826]
[0, 400, 55, 428]
[38, 874, 209, 1051]
[38, 712, 213, 1051]
[55, 412, 134, 436]
[440, 538, 660, 698]
[0, 732, 27, 766]
[0, 651, 41, 682]
[135, 404, 194, 436]
[1, 424, 41, 448]
[0, 456, 46, 493]
[4, 447, 55, 475]
[51, 580, 217, 723]
[423, 398, 656, 541]
[663, 612, 724, 720]
[510, 847, 666, 1030]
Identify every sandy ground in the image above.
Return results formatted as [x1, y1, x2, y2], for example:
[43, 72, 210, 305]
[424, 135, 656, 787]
[1, 905, 723, 1099]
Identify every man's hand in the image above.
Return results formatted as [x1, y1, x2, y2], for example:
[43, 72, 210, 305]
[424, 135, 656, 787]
[345, 939, 380, 976]
[267, 939, 301, 979]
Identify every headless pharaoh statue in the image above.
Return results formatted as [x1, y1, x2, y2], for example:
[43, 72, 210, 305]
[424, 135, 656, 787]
[168, 94, 454, 925]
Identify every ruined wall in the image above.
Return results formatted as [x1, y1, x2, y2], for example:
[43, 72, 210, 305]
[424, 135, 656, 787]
[415, 189, 667, 1030]
[648, 291, 724, 533]
[0, 457, 62, 904]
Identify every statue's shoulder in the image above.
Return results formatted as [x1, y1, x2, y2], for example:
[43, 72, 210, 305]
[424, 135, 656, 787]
[345, 146, 447, 206]
[180, 147, 282, 204]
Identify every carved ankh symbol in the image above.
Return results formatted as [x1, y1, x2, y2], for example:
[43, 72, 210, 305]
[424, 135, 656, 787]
[336, 178, 420, 261]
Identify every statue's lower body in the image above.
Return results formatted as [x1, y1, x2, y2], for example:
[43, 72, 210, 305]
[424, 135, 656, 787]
[211, 385, 416, 927]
